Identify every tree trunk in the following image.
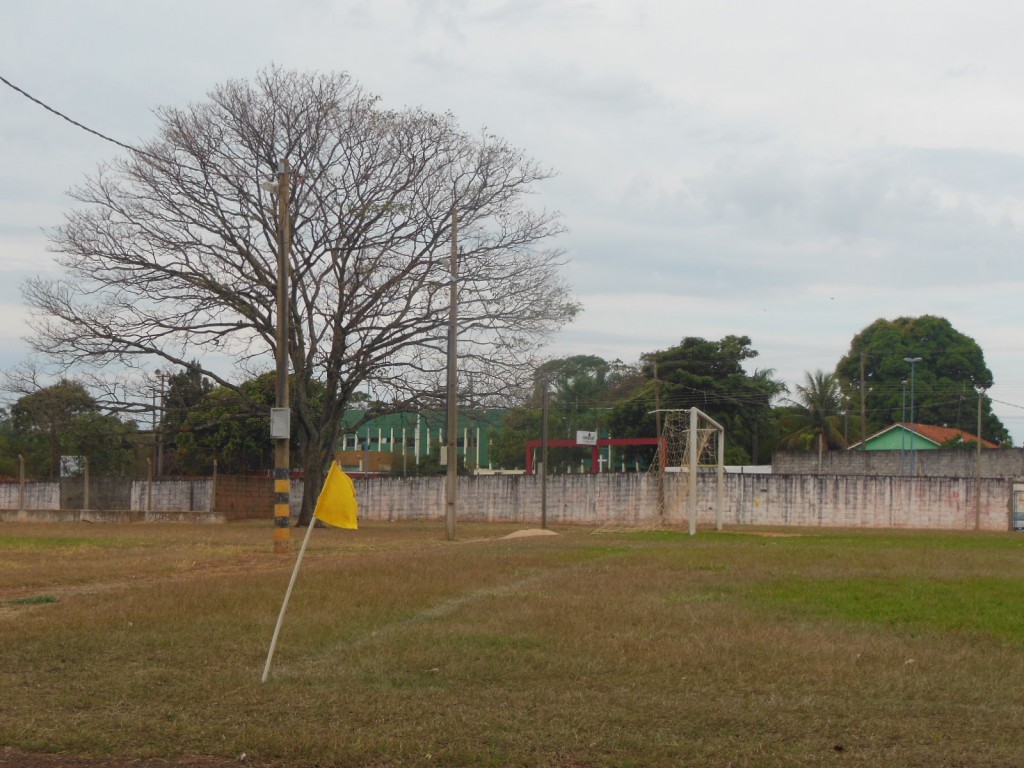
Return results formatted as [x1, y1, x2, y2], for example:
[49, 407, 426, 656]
[298, 454, 324, 527]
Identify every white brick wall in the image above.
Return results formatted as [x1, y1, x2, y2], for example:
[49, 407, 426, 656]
[0, 473, 1014, 532]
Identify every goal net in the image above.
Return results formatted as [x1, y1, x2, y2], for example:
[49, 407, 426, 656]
[649, 408, 725, 534]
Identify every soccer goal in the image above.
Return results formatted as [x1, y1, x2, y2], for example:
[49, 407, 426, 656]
[649, 408, 725, 535]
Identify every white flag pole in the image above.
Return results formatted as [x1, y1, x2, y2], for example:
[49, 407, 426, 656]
[261, 519, 318, 683]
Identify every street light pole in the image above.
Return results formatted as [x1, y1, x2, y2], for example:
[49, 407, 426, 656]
[273, 160, 291, 553]
[903, 356, 922, 477]
[901, 379, 907, 477]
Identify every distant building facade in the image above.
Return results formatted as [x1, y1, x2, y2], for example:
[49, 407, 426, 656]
[337, 409, 507, 473]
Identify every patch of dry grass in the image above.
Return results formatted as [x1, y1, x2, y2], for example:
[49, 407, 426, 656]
[2, 522, 1024, 766]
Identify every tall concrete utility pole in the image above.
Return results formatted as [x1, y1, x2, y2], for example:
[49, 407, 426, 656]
[273, 160, 291, 553]
[445, 208, 459, 541]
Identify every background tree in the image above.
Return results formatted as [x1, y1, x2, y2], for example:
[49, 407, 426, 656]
[777, 370, 848, 468]
[176, 386, 271, 475]
[25, 68, 578, 523]
[11, 380, 97, 477]
[174, 373, 325, 475]
[489, 356, 642, 472]
[602, 364, 658, 469]
[489, 402, 540, 471]
[8, 380, 137, 477]
[158, 364, 214, 474]
[632, 336, 783, 464]
[835, 315, 1009, 445]
[0, 410, 21, 477]
[536, 354, 611, 439]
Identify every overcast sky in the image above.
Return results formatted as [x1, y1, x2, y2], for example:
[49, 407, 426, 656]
[4, 0, 1024, 441]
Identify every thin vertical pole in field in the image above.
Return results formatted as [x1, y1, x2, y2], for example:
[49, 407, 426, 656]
[262, 518, 317, 683]
[83, 457, 90, 514]
[654, 360, 665, 520]
[859, 352, 867, 448]
[716, 426, 724, 531]
[445, 208, 458, 541]
[17, 454, 24, 512]
[688, 407, 698, 536]
[415, 414, 421, 465]
[541, 379, 549, 529]
[976, 389, 985, 530]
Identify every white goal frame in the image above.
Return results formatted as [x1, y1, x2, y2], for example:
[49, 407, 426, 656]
[650, 407, 725, 535]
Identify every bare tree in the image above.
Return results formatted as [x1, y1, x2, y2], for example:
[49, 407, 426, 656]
[24, 67, 579, 523]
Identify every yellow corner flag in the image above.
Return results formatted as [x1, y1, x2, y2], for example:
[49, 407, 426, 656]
[313, 461, 359, 529]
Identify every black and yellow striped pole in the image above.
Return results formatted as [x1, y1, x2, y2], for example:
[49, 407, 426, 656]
[272, 159, 291, 553]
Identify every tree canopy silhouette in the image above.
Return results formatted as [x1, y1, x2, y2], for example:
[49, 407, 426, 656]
[25, 68, 579, 521]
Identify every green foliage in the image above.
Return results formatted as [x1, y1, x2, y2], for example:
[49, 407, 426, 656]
[488, 407, 541, 469]
[777, 370, 850, 452]
[637, 335, 784, 464]
[606, 400, 659, 467]
[4, 381, 138, 478]
[175, 376, 276, 475]
[835, 315, 1009, 444]
[171, 373, 329, 474]
[11, 595, 58, 605]
[0, 411, 19, 477]
[493, 342, 784, 470]
[159, 364, 214, 472]
[491, 356, 649, 472]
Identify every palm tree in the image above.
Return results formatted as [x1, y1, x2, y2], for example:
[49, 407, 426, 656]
[778, 370, 847, 472]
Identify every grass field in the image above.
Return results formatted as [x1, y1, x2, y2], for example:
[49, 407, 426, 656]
[1, 521, 1024, 767]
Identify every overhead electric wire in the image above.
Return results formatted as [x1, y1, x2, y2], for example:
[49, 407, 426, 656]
[0, 73, 165, 163]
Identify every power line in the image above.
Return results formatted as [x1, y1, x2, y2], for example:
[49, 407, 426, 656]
[0, 73, 163, 163]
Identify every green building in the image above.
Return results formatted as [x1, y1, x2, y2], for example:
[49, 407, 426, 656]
[338, 409, 507, 472]
[849, 422, 998, 451]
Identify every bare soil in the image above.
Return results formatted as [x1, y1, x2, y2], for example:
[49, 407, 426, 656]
[0, 748, 242, 768]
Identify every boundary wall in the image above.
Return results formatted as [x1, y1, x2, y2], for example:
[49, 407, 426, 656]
[0, 476, 254, 524]
[773, 448, 1024, 478]
[353, 473, 1013, 532]
[1, 473, 1016, 532]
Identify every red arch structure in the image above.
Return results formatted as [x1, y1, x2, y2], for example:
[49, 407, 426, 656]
[524, 437, 661, 475]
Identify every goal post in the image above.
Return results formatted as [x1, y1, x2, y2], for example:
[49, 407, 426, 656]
[649, 408, 725, 535]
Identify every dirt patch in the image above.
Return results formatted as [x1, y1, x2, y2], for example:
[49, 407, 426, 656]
[501, 528, 560, 539]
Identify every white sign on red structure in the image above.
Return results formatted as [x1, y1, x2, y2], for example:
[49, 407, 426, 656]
[576, 430, 598, 446]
